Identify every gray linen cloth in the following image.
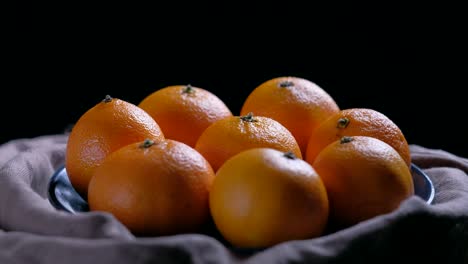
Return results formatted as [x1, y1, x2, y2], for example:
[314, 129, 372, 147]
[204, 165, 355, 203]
[1, 134, 467, 263]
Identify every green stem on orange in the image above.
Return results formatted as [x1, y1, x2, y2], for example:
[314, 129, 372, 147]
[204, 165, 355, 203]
[340, 136, 354, 144]
[182, 84, 195, 94]
[337, 117, 350, 129]
[283, 151, 297, 160]
[139, 139, 155, 149]
[240, 112, 257, 122]
[279, 80, 294, 88]
[103, 95, 113, 103]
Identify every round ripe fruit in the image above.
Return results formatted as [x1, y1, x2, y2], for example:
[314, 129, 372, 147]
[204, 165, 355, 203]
[66, 95, 165, 197]
[210, 148, 329, 248]
[312, 136, 414, 228]
[194, 112, 302, 172]
[305, 108, 411, 167]
[240, 76, 340, 157]
[88, 139, 215, 236]
[138, 84, 233, 148]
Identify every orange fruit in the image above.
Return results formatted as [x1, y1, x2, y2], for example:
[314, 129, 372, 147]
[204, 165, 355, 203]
[138, 84, 233, 148]
[194, 112, 302, 171]
[240, 76, 340, 156]
[65, 95, 165, 197]
[305, 108, 411, 167]
[88, 139, 215, 236]
[312, 136, 414, 228]
[210, 148, 329, 248]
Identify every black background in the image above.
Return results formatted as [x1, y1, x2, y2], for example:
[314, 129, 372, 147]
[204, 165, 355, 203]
[7, 3, 467, 158]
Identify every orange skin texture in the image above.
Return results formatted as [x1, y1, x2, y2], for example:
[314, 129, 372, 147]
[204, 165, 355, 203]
[240, 76, 340, 157]
[88, 139, 215, 236]
[306, 108, 411, 167]
[138, 85, 233, 148]
[312, 136, 414, 228]
[210, 148, 329, 248]
[195, 114, 302, 172]
[65, 97, 164, 197]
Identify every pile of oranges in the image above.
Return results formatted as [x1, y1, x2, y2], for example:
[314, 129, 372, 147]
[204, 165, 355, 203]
[65, 76, 414, 248]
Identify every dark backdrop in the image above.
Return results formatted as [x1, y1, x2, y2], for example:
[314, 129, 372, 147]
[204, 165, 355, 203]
[7, 3, 467, 158]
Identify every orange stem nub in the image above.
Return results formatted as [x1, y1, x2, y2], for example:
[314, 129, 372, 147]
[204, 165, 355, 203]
[182, 84, 195, 94]
[279, 81, 294, 88]
[340, 136, 354, 144]
[240, 112, 257, 122]
[140, 139, 155, 149]
[103, 95, 113, 103]
[283, 151, 297, 160]
[337, 118, 350, 129]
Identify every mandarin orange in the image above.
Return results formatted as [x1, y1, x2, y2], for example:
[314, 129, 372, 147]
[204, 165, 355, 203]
[312, 136, 414, 228]
[240, 76, 340, 157]
[138, 84, 232, 148]
[210, 148, 329, 248]
[305, 108, 411, 167]
[65, 95, 164, 197]
[194, 112, 302, 171]
[88, 139, 215, 236]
